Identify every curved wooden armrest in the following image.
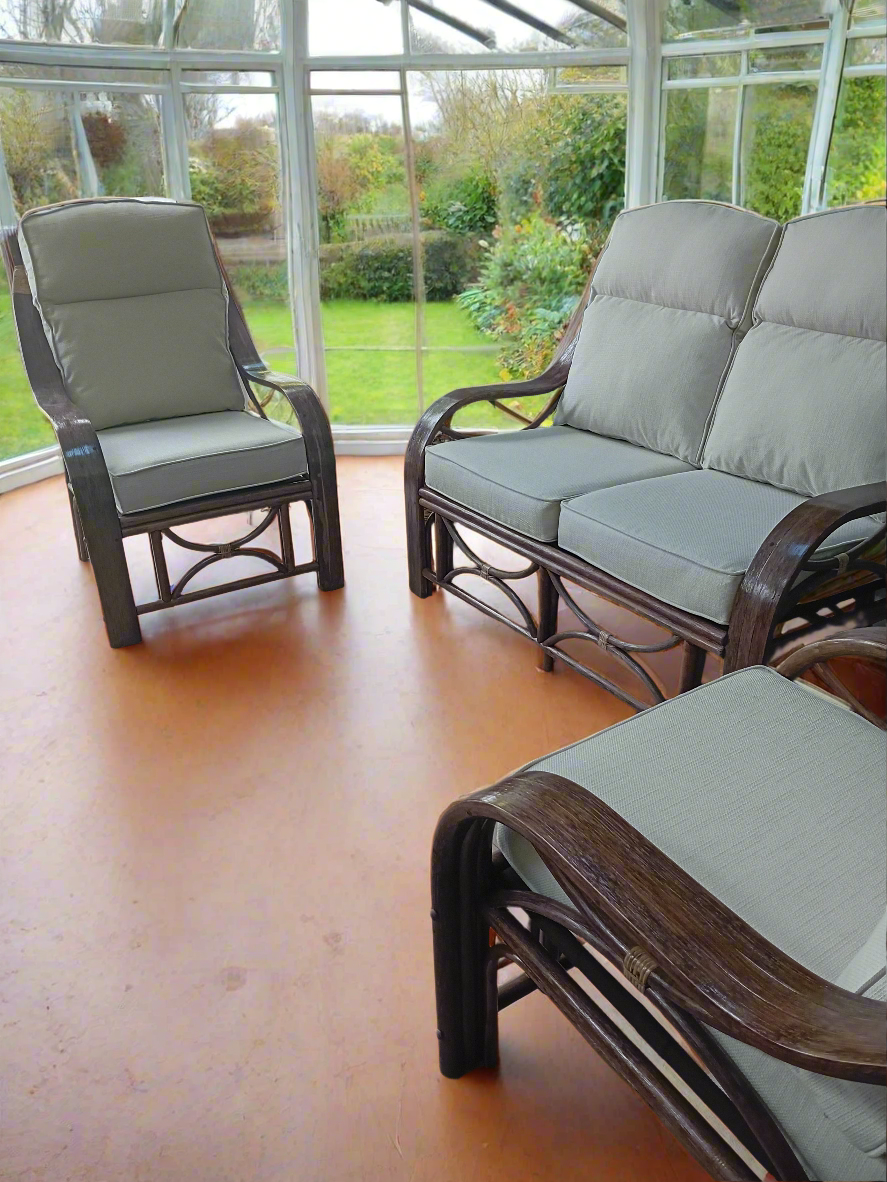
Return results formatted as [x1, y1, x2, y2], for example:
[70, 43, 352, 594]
[405, 270, 592, 482]
[776, 627, 887, 680]
[435, 770, 884, 1082]
[236, 363, 334, 473]
[725, 481, 887, 672]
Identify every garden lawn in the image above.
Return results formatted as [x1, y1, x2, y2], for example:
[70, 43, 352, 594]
[0, 296, 506, 461]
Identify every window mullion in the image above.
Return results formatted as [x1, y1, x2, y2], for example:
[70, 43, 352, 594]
[803, 0, 851, 212]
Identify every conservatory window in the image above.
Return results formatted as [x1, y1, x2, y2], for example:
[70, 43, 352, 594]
[664, 0, 831, 41]
[307, 65, 627, 429]
[0, 77, 166, 461]
[0, 0, 163, 46]
[0, 0, 281, 49]
[405, 0, 628, 54]
[308, 0, 405, 57]
[825, 31, 887, 204]
[183, 84, 296, 382]
[660, 46, 822, 217]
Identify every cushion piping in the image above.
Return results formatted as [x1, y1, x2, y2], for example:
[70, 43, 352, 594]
[427, 448, 567, 505]
[111, 468, 309, 515]
[37, 282, 223, 309]
[102, 431, 307, 477]
[559, 497, 873, 578]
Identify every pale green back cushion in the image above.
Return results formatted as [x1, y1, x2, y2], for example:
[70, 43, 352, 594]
[557, 201, 779, 464]
[20, 198, 246, 431]
[702, 203, 887, 496]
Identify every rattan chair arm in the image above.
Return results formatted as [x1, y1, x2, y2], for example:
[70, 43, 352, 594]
[435, 769, 885, 1083]
[725, 482, 887, 672]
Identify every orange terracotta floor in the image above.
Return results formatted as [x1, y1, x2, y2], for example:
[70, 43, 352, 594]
[1, 457, 713, 1182]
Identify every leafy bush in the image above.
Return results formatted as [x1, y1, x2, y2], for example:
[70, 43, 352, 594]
[421, 171, 498, 236]
[189, 120, 278, 236]
[0, 91, 78, 212]
[742, 85, 815, 222]
[826, 76, 887, 206]
[503, 93, 627, 228]
[458, 214, 598, 380]
[82, 111, 127, 167]
[229, 262, 289, 302]
[319, 231, 480, 302]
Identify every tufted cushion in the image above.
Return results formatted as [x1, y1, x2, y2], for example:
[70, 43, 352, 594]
[557, 201, 779, 464]
[702, 203, 887, 497]
[19, 198, 247, 431]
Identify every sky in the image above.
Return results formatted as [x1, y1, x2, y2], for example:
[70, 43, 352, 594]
[304, 0, 607, 124]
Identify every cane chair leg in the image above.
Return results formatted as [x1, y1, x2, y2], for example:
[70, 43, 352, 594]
[81, 515, 141, 648]
[431, 817, 499, 1078]
[308, 488, 345, 592]
[434, 513, 454, 582]
[67, 484, 89, 562]
[678, 641, 707, 693]
[406, 496, 435, 598]
[537, 568, 559, 673]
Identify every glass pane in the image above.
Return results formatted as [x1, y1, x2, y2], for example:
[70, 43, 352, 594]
[0, 64, 165, 85]
[0, 0, 163, 45]
[0, 85, 164, 461]
[552, 65, 629, 88]
[308, 0, 403, 56]
[181, 71, 276, 88]
[312, 92, 415, 425]
[847, 36, 887, 65]
[662, 87, 737, 203]
[748, 44, 823, 71]
[740, 82, 816, 219]
[409, 69, 625, 420]
[667, 54, 742, 79]
[851, 0, 887, 26]
[174, 0, 280, 50]
[185, 92, 295, 383]
[311, 72, 402, 92]
[408, 0, 627, 54]
[665, 0, 829, 40]
[826, 73, 887, 205]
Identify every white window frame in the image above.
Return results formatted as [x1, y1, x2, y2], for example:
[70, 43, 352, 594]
[0, 0, 883, 485]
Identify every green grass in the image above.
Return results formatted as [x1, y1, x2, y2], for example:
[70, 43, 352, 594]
[0, 289, 55, 459]
[0, 295, 507, 461]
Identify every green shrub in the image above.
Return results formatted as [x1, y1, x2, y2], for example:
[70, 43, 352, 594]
[188, 120, 278, 236]
[229, 262, 289, 302]
[457, 213, 598, 380]
[503, 93, 627, 228]
[319, 230, 479, 302]
[742, 85, 815, 221]
[421, 171, 498, 235]
[827, 75, 887, 206]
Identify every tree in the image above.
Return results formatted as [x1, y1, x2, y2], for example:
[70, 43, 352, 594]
[0, 90, 78, 212]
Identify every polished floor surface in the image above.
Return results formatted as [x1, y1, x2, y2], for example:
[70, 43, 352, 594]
[1, 458, 712, 1182]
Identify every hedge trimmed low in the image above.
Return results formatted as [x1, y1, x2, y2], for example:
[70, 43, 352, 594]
[228, 230, 479, 304]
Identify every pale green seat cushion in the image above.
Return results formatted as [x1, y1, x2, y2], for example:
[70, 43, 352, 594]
[557, 201, 779, 464]
[703, 203, 887, 497]
[713, 907, 887, 1182]
[19, 198, 246, 431]
[494, 667, 886, 1182]
[557, 469, 877, 625]
[97, 411, 308, 514]
[423, 426, 693, 542]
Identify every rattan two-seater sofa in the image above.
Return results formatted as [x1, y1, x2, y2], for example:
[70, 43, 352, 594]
[405, 200, 887, 709]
